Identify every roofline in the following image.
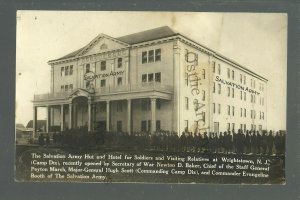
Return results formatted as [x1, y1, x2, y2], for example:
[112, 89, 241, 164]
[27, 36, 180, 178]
[47, 30, 268, 82]
[177, 34, 268, 82]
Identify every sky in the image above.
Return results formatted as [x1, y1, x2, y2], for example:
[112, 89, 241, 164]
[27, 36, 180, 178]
[16, 11, 287, 130]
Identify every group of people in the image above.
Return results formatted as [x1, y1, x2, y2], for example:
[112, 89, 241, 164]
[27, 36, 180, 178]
[37, 129, 285, 155]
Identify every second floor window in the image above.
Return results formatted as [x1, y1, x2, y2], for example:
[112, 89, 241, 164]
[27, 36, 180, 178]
[148, 73, 154, 82]
[155, 72, 161, 82]
[117, 77, 122, 86]
[70, 65, 73, 75]
[100, 79, 106, 87]
[117, 58, 122, 68]
[86, 64, 90, 73]
[100, 61, 106, 71]
[61, 67, 64, 76]
[65, 66, 69, 76]
[155, 49, 161, 61]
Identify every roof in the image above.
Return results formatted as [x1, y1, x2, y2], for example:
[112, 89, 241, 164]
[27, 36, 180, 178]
[117, 26, 177, 44]
[52, 26, 177, 62]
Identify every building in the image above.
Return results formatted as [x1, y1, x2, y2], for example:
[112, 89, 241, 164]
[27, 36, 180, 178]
[32, 26, 267, 137]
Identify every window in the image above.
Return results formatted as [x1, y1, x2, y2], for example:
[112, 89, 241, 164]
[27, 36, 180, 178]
[213, 82, 216, 93]
[227, 105, 230, 115]
[244, 124, 246, 132]
[148, 73, 154, 82]
[148, 50, 154, 62]
[69, 84, 73, 90]
[218, 64, 221, 75]
[251, 94, 253, 103]
[259, 111, 261, 119]
[117, 77, 122, 86]
[142, 74, 147, 83]
[218, 83, 221, 94]
[262, 112, 264, 120]
[227, 68, 230, 78]
[218, 104, 221, 114]
[100, 61, 106, 71]
[117, 58, 122, 68]
[100, 79, 106, 87]
[156, 99, 161, 110]
[244, 75, 246, 85]
[240, 91, 242, 100]
[240, 74, 242, 83]
[156, 120, 161, 130]
[185, 97, 189, 110]
[117, 102, 123, 112]
[232, 123, 235, 131]
[86, 64, 90, 73]
[155, 72, 161, 82]
[142, 51, 147, 63]
[227, 87, 230, 97]
[213, 61, 216, 73]
[155, 49, 161, 61]
[61, 85, 64, 91]
[61, 67, 65, 76]
[70, 65, 73, 75]
[244, 108, 246, 117]
[202, 69, 205, 79]
[213, 103, 216, 113]
[232, 106, 235, 116]
[244, 92, 246, 101]
[202, 90, 205, 101]
[232, 70, 234, 80]
[240, 108, 243, 117]
[117, 121, 122, 132]
[141, 121, 147, 132]
[232, 88, 234, 98]
[65, 85, 68, 91]
[227, 123, 231, 131]
[65, 66, 69, 76]
[203, 112, 206, 123]
[240, 124, 243, 131]
[184, 120, 188, 131]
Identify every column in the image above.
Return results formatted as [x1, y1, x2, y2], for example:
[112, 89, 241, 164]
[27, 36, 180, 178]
[73, 104, 77, 129]
[46, 106, 50, 132]
[33, 106, 37, 138]
[69, 103, 72, 129]
[127, 99, 131, 135]
[60, 105, 64, 131]
[151, 98, 156, 134]
[106, 101, 110, 132]
[88, 100, 91, 132]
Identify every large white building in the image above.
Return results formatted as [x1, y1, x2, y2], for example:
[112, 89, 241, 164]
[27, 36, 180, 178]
[32, 26, 267, 137]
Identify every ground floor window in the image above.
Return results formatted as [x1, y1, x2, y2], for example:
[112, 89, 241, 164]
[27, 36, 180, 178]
[141, 120, 147, 132]
[117, 121, 122, 132]
[156, 120, 161, 130]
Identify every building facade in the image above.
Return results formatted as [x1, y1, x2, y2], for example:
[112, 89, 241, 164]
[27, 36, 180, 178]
[32, 26, 267, 137]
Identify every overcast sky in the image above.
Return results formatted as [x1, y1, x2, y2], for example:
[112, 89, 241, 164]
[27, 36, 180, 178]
[16, 11, 287, 130]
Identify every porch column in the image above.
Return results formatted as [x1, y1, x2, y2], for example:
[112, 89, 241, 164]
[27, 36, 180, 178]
[73, 104, 77, 129]
[33, 106, 37, 138]
[106, 100, 110, 132]
[151, 98, 156, 134]
[46, 105, 50, 132]
[127, 99, 131, 135]
[88, 100, 91, 132]
[60, 105, 64, 131]
[69, 103, 72, 129]
[50, 107, 54, 126]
